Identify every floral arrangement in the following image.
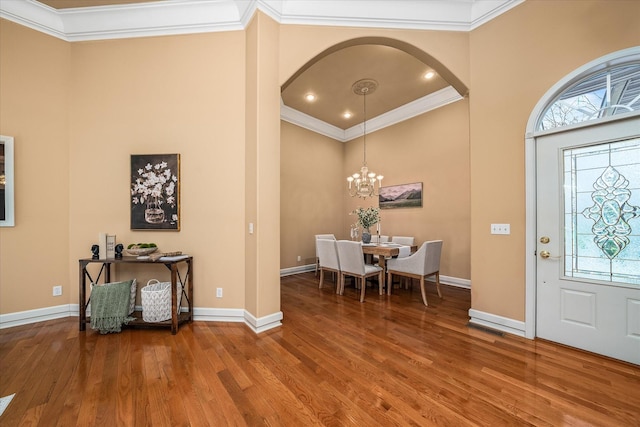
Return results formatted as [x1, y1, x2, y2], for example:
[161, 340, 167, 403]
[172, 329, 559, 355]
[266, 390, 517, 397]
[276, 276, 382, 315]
[351, 206, 380, 230]
[131, 161, 177, 208]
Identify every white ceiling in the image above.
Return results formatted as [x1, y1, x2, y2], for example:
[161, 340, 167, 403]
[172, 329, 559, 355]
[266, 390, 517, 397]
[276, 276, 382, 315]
[0, 0, 524, 141]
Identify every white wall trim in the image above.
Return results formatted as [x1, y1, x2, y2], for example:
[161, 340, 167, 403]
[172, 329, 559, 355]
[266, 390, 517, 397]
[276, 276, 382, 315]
[0, 273, 467, 330]
[429, 275, 470, 290]
[282, 86, 463, 143]
[280, 264, 316, 277]
[468, 309, 526, 337]
[193, 307, 246, 322]
[0, 0, 524, 42]
[278, 268, 471, 290]
[0, 304, 281, 334]
[0, 304, 74, 329]
[280, 104, 347, 141]
[244, 310, 283, 334]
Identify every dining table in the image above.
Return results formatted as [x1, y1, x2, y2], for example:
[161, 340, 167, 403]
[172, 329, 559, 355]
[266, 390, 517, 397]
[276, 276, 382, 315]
[361, 242, 417, 290]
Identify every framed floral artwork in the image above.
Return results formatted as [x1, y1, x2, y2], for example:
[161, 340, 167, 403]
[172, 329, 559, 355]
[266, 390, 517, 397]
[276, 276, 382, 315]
[130, 154, 180, 230]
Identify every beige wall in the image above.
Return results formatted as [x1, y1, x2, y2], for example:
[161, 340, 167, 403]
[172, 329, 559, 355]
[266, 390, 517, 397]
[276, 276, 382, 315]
[68, 31, 248, 309]
[280, 121, 345, 267]
[468, 0, 640, 321]
[0, 21, 71, 313]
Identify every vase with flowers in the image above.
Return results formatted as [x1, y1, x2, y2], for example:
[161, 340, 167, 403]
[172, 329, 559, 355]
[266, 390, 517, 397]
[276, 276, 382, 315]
[131, 161, 177, 224]
[351, 206, 380, 244]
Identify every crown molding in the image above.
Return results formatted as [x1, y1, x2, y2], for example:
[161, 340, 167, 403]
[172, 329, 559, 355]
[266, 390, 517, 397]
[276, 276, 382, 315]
[281, 86, 463, 143]
[280, 102, 348, 141]
[0, 0, 524, 42]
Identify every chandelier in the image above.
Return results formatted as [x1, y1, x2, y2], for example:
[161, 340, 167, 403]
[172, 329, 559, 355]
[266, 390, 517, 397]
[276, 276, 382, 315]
[347, 79, 383, 198]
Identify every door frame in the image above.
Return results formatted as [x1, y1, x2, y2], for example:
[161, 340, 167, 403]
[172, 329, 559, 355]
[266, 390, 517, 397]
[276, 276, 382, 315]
[523, 47, 640, 339]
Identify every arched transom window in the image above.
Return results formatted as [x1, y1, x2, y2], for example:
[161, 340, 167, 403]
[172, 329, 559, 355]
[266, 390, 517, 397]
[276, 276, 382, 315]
[538, 62, 640, 131]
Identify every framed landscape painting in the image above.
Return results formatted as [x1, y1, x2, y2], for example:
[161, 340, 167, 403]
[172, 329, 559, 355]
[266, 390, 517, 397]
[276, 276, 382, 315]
[379, 182, 422, 209]
[130, 154, 180, 230]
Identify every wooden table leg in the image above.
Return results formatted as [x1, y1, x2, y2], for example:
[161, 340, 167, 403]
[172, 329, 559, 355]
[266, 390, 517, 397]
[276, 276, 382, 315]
[171, 264, 178, 335]
[79, 261, 87, 331]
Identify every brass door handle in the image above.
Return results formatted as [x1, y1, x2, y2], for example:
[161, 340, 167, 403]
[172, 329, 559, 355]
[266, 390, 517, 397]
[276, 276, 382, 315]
[540, 250, 551, 259]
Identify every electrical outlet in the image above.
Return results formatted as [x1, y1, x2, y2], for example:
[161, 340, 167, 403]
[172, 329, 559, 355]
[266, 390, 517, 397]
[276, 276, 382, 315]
[216, 288, 223, 298]
[491, 223, 511, 235]
[297, 255, 301, 262]
[53, 285, 62, 296]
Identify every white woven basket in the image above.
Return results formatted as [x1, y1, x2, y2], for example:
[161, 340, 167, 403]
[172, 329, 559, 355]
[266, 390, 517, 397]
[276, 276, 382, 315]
[141, 279, 182, 322]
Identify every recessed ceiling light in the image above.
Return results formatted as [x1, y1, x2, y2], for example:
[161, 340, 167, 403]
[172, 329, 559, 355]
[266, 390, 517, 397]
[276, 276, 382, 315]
[305, 93, 316, 102]
[343, 112, 353, 119]
[424, 71, 436, 79]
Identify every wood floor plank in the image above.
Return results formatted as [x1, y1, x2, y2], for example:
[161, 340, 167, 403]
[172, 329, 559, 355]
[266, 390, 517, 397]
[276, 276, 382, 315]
[1, 272, 639, 426]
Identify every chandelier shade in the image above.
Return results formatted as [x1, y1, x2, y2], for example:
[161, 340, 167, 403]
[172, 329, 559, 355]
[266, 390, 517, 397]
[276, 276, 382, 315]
[347, 79, 383, 198]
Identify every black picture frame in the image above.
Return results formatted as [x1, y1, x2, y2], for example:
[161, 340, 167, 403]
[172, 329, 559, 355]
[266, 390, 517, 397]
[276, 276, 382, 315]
[0, 135, 15, 227]
[130, 154, 180, 230]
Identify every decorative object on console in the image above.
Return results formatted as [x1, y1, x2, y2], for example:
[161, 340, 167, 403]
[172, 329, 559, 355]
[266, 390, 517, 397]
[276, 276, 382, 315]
[115, 244, 124, 259]
[379, 182, 423, 209]
[106, 234, 116, 259]
[91, 244, 99, 259]
[98, 232, 107, 261]
[149, 251, 183, 261]
[346, 79, 384, 199]
[126, 243, 158, 256]
[130, 153, 180, 231]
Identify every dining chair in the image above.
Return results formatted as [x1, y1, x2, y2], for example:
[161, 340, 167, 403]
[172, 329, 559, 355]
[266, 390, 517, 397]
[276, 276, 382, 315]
[316, 239, 341, 293]
[315, 234, 336, 275]
[386, 240, 443, 306]
[336, 240, 384, 303]
[370, 235, 389, 244]
[391, 236, 414, 247]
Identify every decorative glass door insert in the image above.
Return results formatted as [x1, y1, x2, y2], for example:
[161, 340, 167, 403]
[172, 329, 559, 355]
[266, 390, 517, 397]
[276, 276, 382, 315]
[563, 137, 640, 286]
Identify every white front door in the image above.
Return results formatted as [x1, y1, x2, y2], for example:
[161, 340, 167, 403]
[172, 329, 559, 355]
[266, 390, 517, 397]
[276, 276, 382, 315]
[536, 116, 640, 365]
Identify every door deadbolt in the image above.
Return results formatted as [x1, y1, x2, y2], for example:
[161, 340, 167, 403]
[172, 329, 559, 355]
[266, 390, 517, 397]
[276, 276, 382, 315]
[539, 236, 550, 244]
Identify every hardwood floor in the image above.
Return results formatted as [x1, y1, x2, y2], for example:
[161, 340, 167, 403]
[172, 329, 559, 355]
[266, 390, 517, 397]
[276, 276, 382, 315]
[1, 272, 639, 426]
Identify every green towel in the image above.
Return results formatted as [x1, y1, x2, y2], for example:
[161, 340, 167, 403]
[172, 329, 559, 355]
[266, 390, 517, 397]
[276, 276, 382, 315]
[90, 280, 135, 334]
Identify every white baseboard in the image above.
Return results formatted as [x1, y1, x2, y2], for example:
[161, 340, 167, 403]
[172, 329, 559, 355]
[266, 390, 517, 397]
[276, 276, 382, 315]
[0, 304, 281, 334]
[244, 310, 283, 333]
[280, 264, 315, 276]
[192, 307, 245, 322]
[0, 304, 73, 329]
[428, 275, 470, 289]
[0, 271, 465, 332]
[468, 308, 526, 337]
[279, 267, 471, 291]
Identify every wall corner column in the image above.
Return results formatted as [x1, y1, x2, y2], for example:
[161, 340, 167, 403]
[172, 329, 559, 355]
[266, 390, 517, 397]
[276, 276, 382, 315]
[244, 11, 282, 331]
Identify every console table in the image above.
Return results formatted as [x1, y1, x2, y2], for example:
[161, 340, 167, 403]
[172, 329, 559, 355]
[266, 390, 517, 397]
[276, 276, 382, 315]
[79, 256, 193, 334]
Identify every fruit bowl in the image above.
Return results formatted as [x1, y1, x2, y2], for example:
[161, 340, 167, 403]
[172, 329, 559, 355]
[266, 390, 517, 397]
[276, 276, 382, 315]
[126, 246, 158, 256]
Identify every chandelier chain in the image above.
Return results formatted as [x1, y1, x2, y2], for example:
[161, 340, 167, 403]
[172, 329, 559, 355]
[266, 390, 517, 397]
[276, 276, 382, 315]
[346, 79, 383, 199]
